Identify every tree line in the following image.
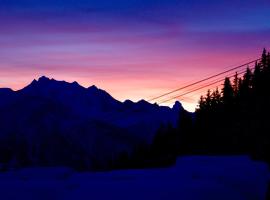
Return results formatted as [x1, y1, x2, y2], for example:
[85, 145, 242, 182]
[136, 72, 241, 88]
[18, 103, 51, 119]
[147, 48, 270, 166]
[105, 48, 270, 170]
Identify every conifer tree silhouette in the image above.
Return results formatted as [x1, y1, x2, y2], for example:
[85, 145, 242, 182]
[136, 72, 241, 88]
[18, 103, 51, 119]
[222, 77, 234, 105]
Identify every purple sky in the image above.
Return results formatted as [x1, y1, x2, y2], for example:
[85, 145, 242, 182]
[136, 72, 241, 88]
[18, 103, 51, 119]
[0, 0, 270, 111]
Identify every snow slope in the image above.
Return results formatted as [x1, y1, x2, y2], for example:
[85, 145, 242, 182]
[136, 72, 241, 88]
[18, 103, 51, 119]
[0, 156, 268, 200]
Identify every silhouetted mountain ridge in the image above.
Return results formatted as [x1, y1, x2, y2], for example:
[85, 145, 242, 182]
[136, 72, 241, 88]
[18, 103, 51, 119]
[0, 76, 184, 170]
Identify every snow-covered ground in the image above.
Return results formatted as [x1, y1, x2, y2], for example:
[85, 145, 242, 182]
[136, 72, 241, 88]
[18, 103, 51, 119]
[0, 156, 268, 200]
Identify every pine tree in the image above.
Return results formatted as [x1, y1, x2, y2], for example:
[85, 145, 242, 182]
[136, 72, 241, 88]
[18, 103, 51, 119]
[239, 67, 252, 99]
[222, 77, 234, 105]
[252, 61, 261, 93]
[198, 95, 206, 110]
[261, 48, 267, 68]
[233, 72, 239, 97]
[211, 88, 221, 108]
[266, 52, 270, 69]
[205, 89, 212, 108]
[243, 67, 252, 86]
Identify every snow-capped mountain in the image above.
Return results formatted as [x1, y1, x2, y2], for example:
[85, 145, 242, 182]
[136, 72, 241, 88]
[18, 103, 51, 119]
[0, 76, 184, 169]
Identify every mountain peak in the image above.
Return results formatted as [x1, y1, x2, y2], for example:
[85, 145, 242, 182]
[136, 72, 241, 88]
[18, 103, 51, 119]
[172, 101, 183, 111]
[38, 76, 51, 82]
[137, 99, 149, 104]
[72, 81, 79, 86]
[26, 76, 55, 88]
[88, 85, 98, 90]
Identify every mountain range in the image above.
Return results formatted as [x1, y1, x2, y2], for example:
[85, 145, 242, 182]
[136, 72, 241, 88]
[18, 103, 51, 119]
[0, 76, 184, 170]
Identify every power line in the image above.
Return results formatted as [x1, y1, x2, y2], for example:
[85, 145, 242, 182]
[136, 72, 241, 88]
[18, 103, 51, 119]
[159, 68, 253, 104]
[160, 67, 253, 104]
[101, 59, 259, 121]
[148, 58, 260, 102]
[170, 68, 247, 97]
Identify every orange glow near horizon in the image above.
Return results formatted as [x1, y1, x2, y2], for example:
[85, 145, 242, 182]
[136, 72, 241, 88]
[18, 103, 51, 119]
[1, 1, 269, 112]
[0, 52, 262, 112]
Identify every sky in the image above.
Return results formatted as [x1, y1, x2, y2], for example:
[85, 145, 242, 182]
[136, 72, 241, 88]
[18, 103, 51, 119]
[0, 0, 270, 111]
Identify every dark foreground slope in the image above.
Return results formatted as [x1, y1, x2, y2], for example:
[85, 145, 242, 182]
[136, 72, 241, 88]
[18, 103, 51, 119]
[0, 156, 268, 200]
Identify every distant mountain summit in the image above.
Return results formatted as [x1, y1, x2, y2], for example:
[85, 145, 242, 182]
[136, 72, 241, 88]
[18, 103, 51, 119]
[0, 76, 185, 170]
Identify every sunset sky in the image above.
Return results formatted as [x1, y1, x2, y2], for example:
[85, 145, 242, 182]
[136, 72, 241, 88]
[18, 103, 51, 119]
[0, 0, 270, 111]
